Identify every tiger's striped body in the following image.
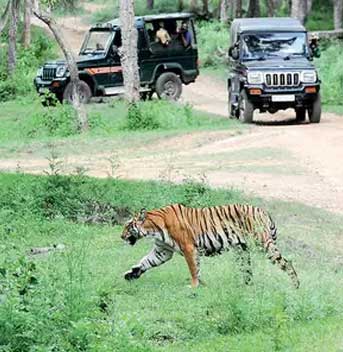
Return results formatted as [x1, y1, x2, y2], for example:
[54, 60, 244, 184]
[121, 204, 299, 288]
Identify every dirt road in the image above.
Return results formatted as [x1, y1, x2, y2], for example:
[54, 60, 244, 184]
[22, 8, 343, 214]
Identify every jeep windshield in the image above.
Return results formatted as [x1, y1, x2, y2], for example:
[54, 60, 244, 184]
[241, 32, 307, 61]
[80, 30, 113, 55]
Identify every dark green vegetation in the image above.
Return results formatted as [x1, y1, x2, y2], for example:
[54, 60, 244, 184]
[0, 173, 342, 351]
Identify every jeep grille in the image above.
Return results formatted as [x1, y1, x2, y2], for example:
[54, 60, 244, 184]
[264, 72, 300, 87]
[42, 67, 56, 81]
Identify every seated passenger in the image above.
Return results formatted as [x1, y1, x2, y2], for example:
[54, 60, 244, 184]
[178, 21, 192, 48]
[155, 21, 171, 47]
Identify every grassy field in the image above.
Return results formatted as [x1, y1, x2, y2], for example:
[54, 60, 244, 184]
[0, 173, 342, 351]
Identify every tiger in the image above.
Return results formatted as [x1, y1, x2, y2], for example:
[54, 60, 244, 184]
[121, 204, 299, 289]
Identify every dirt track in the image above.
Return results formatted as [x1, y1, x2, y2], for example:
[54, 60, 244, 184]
[21, 8, 343, 214]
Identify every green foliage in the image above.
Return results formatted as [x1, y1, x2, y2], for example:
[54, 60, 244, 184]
[0, 25, 57, 102]
[125, 102, 161, 131]
[197, 21, 229, 67]
[316, 42, 343, 105]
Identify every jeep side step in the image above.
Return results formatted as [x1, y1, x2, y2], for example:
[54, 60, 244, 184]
[104, 86, 151, 96]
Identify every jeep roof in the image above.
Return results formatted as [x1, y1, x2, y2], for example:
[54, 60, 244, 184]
[94, 13, 193, 31]
[230, 17, 306, 45]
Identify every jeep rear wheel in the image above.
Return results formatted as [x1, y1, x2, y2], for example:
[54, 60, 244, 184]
[63, 81, 92, 104]
[308, 93, 321, 123]
[155, 72, 182, 101]
[295, 108, 306, 122]
[238, 90, 254, 123]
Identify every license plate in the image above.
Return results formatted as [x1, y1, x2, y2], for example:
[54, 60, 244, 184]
[272, 95, 295, 102]
[39, 87, 49, 94]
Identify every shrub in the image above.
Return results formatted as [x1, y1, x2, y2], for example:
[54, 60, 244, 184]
[124, 102, 161, 131]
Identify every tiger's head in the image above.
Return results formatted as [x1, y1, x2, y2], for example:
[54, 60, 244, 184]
[121, 209, 147, 246]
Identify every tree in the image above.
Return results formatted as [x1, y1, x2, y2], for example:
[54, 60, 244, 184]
[146, 0, 153, 10]
[266, 0, 276, 16]
[190, 0, 197, 12]
[334, 0, 343, 29]
[234, 0, 243, 18]
[220, 0, 229, 22]
[8, 0, 20, 76]
[291, 0, 306, 24]
[178, 0, 184, 12]
[0, 0, 10, 35]
[248, 0, 260, 17]
[119, 0, 140, 104]
[23, 0, 32, 48]
[202, 0, 209, 16]
[34, 9, 89, 131]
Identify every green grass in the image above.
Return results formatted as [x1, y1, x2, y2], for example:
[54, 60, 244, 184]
[0, 97, 243, 159]
[0, 173, 342, 351]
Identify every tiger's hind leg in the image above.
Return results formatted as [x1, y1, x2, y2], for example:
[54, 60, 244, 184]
[235, 244, 253, 285]
[266, 242, 300, 289]
[124, 244, 174, 281]
[183, 245, 201, 288]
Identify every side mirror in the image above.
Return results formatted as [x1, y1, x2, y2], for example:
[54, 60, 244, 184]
[228, 45, 240, 60]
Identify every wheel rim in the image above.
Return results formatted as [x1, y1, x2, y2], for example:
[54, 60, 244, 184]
[162, 80, 177, 99]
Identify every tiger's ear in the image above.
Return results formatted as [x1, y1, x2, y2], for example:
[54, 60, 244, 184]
[138, 208, 147, 222]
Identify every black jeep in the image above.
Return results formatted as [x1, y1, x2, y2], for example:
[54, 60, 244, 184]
[228, 18, 321, 123]
[34, 13, 199, 103]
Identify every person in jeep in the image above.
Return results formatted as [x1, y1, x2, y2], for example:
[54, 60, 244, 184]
[228, 18, 321, 124]
[34, 13, 199, 103]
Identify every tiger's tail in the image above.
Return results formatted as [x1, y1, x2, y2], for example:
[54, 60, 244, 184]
[265, 238, 300, 289]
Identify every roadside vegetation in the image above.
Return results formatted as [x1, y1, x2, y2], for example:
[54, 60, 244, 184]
[0, 172, 342, 351]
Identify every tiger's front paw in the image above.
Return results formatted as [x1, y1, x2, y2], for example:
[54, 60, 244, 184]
[124, 266, 142, 281]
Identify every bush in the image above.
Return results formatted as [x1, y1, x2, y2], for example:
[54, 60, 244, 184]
[124, 102, 161, 131]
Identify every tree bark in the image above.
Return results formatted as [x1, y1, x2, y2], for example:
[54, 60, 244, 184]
[23, 0, 32, 48]
[202, 0, 209, 16]
[266, 0, 276, 17]
[234, 0, 243, 18]
[119, 0, 140, 104]
[334, 0, 343, 29]
[291, 0, 306, 24]
[178, 0, 184, 12]
[8, 0, 20, 76]
[146, 0, 153, 10]
[0, 0, 10, 35]
[248, 0, 260, 17]
[190, 0, 197, 12]
[34, 10, 89, 132]
[220, 0, 229, 22]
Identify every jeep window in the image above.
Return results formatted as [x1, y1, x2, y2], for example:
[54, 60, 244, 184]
[80, 30, 113, 55]
[241, 32, 307, 61]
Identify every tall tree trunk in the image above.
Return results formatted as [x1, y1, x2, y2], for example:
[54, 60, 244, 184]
[0, 0, 10, 35]
[190, 0, 197, 12]
[291, 0, 306, 24]
[178, 0, 184, 12]
[33, 10, 89, 132]
[234, 0, 243, 18]
[266, 0, 275, 16]
[248, 0, 260, 17]
[119, 0, 140, 104]
[8, 0, 20, 76]
[334, 0, 343, 29]
[202, 0, 209, 16]
[220, 0, 229, 22]
[23, 0, 32, 48]
[146, 0, 153, 10]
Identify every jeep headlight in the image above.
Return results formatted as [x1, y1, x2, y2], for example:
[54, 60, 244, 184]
[301, 70, 317, 83]
[56, 65, 67, 78]
[36, 67, 43, 77]
[247, 71, 264, 84]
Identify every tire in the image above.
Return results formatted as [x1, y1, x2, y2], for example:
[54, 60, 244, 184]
[155, 72, 182, 101]
[238, 90, 254, 123]
[228, 86, 238, 119]
[295, 108, 306, 122]
[308, 93, 321, 123]
[63, 81, 92, 104]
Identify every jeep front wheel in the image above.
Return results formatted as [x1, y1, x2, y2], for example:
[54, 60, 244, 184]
[63, 81, 92, 104]
[308, 93, 321, 123]
[155, 72, 182, 101]
[238, 90, 254, 123]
